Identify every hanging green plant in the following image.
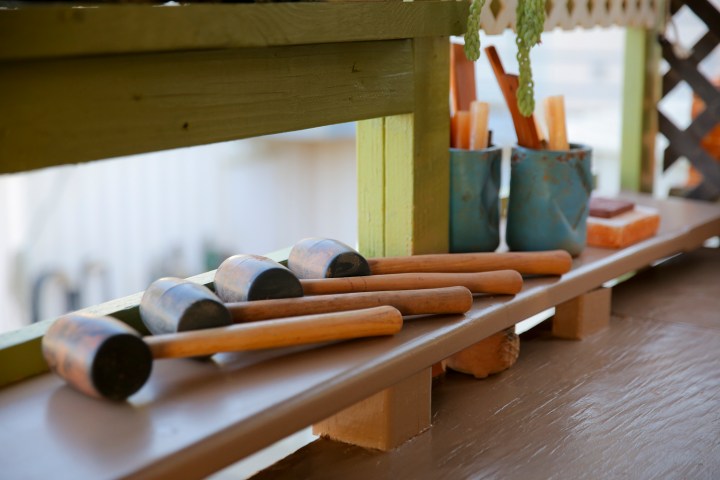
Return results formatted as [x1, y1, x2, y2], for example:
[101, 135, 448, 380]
[463, 0, 486, 62]
[463, 0, 546, 117]
[515, 0, 545, 116]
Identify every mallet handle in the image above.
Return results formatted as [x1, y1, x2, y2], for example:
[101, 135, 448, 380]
[227, 286, 473, 323]
[300, 271, 522, 296]
[367, 250, 572, 276]
[145, 306, 402, 359]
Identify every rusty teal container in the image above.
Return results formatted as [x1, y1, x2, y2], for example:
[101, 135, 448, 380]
[449, 146, 502, 252]
[506, 144, 593, 256]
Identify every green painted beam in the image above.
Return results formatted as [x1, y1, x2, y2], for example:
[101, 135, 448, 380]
[0, 1, 467, 61]
[0, 40, 414, 175]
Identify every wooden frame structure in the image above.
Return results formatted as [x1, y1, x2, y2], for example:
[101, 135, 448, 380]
[1, 1, 717, 478]
[0, 1, 466, 386]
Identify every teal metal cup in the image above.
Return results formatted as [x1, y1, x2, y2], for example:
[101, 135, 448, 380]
[449, 146, 502, 253]
[506, 144, 593, 256]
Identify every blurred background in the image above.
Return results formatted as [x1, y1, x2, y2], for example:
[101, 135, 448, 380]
[0, 9, 716, 335]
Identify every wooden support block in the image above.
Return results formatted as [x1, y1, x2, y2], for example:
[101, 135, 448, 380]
[553, 287, 612, 340]
[445, 328, 519, 379]
[313, 368, 431, 451]
[431, 361, 446, 379]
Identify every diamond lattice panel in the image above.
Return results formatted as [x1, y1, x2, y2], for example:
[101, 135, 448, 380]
[477, 0, 660, 33]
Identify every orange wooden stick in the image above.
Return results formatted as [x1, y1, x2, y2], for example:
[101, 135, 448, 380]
[470, 101, 490, 149]
[367, 250, 573, 276]
[453, 111, 471, 150]
[451, 43, 477, 113]
[227, 287, 474, 323]
[300, 270, 522, 295]
[484, 46, 541, 149]
[544, 95, 569, 150]
[147, 306, 403, 358]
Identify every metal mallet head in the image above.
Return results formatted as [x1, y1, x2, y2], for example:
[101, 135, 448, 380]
[288, 238, 370, 279]
[214, 254, 303, 302]
[140, 277, 232, 335]
[42, 313, 152, 401]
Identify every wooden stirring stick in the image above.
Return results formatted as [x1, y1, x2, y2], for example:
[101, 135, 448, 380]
[484, 46, 541, 149]
[453, 111, 471, 149]
[470, 101, 489, 149]
[544, 95, 569, 150]
[450, 43, 477, 116]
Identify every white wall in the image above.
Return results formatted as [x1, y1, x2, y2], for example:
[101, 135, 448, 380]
[0, 132, 357, 332]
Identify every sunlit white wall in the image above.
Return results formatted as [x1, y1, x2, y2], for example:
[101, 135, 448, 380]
[0, 128, 356, 332]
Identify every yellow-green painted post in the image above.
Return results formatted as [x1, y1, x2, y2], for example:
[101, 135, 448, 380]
[621, 28, 647, 192]
[621, 21, 662, 193]
[357, 117, 387, 258]
[358, 36, 450, 258]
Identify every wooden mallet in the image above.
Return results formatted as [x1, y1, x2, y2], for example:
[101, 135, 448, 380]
[43, 307, 403, 401]
[213, 254, 303, 302]
[287, 238, 573, 279]
[140, 277, 474, 335]
[214, 254, 522, 300]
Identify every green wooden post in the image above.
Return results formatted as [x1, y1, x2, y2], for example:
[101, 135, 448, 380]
[358, 36, 450, 258]
[621, 28, 647, 192]
[621, 18, 662, 193]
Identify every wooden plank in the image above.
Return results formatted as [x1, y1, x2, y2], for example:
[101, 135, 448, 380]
[0, 40, 413, 174]
[384, 114, 417, 256]
[357, 118, 387, 259]
[256, 251, 720, 479]
[682, 0, 720, 32]
[361, 36, 450, 259]
[640, 28, 661, 193]
[552, 287, 612, 339]
[313, 368, 432, 451]
[687, 97, 720, 141]
[658, 112, 720, 196]
[621, 28, 646, 192]
[662, 31, 718, 97]
[659, 36, 718, 105]
[0, 2, 468, 61]
[0, 247, 291, 389]
[0, 195, 718, 479]
[384, 37, 450, 256]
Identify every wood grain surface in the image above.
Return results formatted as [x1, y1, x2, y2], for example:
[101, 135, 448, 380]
[0, 196, 717, 480]
[368, 250, 572, 276]
[0, 2, 467, 60]
[358, 36, 450, 258]
[254, 247, 720, 479]
[1, 40, 413, 173]
[300, 271, 523, 295]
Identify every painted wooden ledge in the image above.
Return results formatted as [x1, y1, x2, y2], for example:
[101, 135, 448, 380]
[0, 195, 718, 479]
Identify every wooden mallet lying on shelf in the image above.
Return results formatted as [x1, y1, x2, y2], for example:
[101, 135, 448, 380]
[287, 237, 573, 279]
[140, 278, 474, 335]
[214, 254, 522, 300]
[43, 307, 403, 401]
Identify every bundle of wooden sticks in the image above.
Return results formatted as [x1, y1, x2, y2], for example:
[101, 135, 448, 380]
[450, 43, 571, 151]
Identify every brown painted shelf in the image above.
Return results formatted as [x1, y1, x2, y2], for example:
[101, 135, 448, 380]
[0, 194, 718, 479]
[256, 246, 720, 479]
